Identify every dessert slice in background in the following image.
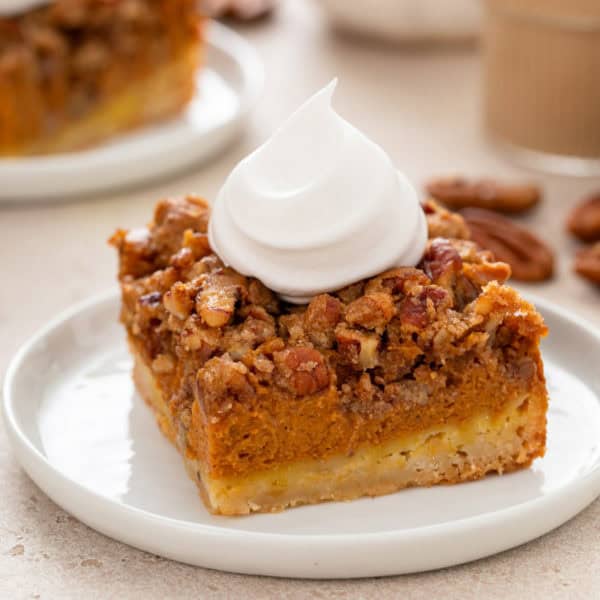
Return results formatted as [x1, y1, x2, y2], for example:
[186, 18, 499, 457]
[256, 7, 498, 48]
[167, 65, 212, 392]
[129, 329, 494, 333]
[0, 0, 202, 156]
[111, 196, 548, 515]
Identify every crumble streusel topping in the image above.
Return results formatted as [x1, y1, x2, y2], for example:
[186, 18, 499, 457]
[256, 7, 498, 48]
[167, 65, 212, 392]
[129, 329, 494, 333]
[111, 195, 546, 426]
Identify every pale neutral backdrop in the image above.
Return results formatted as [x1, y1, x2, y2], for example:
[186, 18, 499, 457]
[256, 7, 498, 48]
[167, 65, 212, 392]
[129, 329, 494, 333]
[1, 1, 599, 598]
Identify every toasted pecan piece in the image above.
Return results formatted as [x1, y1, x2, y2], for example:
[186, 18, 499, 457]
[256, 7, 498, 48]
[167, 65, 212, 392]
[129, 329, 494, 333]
[426, 177, 541, 214]
[274, 347, 330, 396]
[398, 286, 451, 330]
[420, 238, 463, 289]
[152, 196, 210, 261]
[365, 267, 430, 297]
[422, 198, 470, 240]
[195, 355, 253, 418]
[196, 270, 246, 328]
[163, 281, 196, 320]
[345, 293, 395, 332]
[574, 243, 600, 285]
[304, 294, 342, 348]
[567, 194, 600, 243]
[335, 325, 380, 370]
[182, 230, 212, 260]
[462, 208, 554, 282]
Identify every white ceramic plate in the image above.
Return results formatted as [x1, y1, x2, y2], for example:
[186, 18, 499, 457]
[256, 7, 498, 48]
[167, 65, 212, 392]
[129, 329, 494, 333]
[0, 22, 263, 203]
[3, 291, 600, 578]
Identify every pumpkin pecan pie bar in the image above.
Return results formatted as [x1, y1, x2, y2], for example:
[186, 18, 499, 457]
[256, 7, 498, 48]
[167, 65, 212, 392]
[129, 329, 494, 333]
[0, 0, 202, 155]
[110, 196, 548, 515]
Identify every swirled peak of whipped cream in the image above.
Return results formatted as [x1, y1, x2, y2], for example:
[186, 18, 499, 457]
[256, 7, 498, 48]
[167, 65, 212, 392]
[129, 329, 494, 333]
[209, 79, 427, 304]
[0, 0, 49, 15]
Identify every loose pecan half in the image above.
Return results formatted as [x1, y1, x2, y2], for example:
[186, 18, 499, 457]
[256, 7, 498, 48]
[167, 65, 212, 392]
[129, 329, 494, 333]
[574, 243, 600, 285]
[567, 194, 600, 243]
[462, 208, 554, 282]
[426, 177, 541, 214]
[247, 279, 279, 314]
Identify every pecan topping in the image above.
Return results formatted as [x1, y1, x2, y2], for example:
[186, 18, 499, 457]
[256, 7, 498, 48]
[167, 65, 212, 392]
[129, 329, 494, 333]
[181, 230, 212, 260]
[336, 281, 365, 304]
[152, 196, 210, 261]
[196, 270, 245, 328]
[247, 280, 279, 314]
[304, 294, 342, 348]
[398, 287, 451, 330]
[567, 194, 600, 243]
[345, 293, 395, 331]
[279, 312, 307, 344]
[462, 261, 511, 288]
[72, 39, 109, 73]
[378, 344, 423, 382]
[180, 315, 220, 356]
[196, 355, 254, 418]
[138, 291, 162, 307]
[426, 177, 541, 214]
[163, 281, 195, 320]
[420, 238, 463, 288]
[108, 227, 156, 279]
[422, 199, 470, 240]
[335, 325, 380, 370]
[224, 308, 276, 359]
[340, 373, 392, 417]
[274, 348, 330, 396]
[151, 353, 175, 374]
[365, 267, 430, 297]
[462, 208, 554, 282]
[169, 247, 195, 270]
[574, 243, 600, 285]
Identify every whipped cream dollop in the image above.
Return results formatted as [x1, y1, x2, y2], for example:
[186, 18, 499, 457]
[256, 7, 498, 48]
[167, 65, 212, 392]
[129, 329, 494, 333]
[209, 80, 427, 304]
[0, 0, 49, 16]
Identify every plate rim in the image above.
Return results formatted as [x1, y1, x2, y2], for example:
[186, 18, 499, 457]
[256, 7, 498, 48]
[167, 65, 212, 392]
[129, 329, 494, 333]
[3, 289, 600, 575]
[0, 21, 265, 201]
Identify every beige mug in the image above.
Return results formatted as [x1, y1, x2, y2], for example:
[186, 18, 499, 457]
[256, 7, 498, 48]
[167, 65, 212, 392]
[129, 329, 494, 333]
[483, 0, 600, 175]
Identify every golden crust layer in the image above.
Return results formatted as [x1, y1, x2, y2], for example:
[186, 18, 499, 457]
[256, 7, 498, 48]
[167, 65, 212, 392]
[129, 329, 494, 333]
[112, 196, 549, 515]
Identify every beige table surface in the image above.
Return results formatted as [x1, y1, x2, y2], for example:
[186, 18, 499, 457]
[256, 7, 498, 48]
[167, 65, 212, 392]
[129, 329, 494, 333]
[1, 2, 599, 598]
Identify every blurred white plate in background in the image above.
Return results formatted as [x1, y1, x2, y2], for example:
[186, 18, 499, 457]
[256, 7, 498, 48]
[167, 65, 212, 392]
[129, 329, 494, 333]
[3, 291, 600, 578]
[0, 22, 263, 203]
